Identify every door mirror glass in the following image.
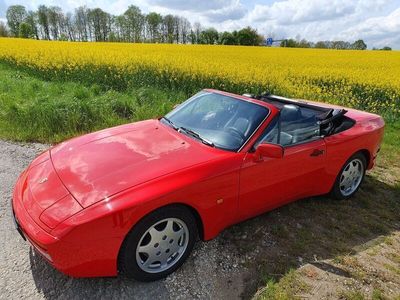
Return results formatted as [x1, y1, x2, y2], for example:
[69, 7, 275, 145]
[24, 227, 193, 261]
[255, 143, 284, 159]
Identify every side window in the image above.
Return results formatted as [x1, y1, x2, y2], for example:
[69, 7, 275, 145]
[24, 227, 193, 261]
[254, 116, 279, 148]
[255, 108, 321, 148]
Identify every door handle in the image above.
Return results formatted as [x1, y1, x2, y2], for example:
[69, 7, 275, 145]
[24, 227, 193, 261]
[310, 149, 324, 157]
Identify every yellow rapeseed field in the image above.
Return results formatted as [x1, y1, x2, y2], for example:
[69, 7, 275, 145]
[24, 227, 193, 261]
[0, 38, 399, 119]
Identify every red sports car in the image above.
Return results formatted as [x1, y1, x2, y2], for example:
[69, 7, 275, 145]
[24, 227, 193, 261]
[12, 89, 384, 281]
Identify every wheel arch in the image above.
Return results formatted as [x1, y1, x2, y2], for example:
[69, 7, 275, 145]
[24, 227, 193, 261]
[167, 202, 205, 241]
[358, 149, 371, 169]
[118, 202, 205, 255]
[116, 202, 204, 276]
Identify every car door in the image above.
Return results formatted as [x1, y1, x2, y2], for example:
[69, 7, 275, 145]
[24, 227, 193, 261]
[237, 115, 327, 221]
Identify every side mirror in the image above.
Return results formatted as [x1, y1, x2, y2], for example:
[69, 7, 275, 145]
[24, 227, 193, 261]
[254, 143, 284, 160]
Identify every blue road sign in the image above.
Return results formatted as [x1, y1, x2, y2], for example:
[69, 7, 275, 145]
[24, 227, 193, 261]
[266, 38, 273, 46]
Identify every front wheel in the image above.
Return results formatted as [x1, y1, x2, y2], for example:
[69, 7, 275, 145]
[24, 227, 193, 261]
[331, 152, 367, 200]
[118, 205, 197, 281]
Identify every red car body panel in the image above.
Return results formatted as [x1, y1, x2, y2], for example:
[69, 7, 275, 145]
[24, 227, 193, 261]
[12, 89, 384, 277]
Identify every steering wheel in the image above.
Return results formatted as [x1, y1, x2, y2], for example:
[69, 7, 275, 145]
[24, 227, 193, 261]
[226, 127, 246, 141]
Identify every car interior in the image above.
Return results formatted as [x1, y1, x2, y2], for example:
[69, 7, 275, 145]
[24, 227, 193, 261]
[167, 91, 355, 151]
[253, 94, 356, 147]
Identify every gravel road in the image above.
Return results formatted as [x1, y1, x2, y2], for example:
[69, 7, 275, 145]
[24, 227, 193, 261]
[0, 140, 245, 300]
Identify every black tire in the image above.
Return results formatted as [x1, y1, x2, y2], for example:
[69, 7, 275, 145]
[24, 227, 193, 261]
[118, 205, 197, 281]
[330, 152, 367, 200]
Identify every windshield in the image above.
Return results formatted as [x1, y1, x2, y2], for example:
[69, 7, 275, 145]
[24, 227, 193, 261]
[163, 91, 269, 151]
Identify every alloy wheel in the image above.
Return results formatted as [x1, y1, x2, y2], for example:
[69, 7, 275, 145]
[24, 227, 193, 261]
[339, 158, 364, 197]
[135, 218, 189, 273]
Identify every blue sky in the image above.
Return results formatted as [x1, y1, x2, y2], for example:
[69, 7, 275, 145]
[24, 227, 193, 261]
[1, 0, 399, 49]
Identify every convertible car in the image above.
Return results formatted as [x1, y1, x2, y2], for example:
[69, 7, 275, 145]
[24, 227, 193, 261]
[12, 89, 384, 281]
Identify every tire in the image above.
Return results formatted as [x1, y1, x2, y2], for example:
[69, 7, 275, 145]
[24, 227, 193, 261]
[118, 205, 197, 281]
[330, 152, 367, 200]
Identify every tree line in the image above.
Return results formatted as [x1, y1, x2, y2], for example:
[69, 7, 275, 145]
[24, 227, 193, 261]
[0, 4, 393, 50]
[278, 38, 393, 50]
[1, 4, 264, 46]
[279, 38, 372, 50]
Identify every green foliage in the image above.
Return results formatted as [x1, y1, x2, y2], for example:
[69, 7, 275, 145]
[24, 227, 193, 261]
[255, 269, 309, 300]
[0, 63, 185, 143]
[6, 5, 27, 37]
[58, 33, 68, 41]
[236, 27, 264, 46]
[219, 31, 237, 45]
[352, 39, 367, 50]
[18, 22, 33, 38]
[199, 28, 219, 45]
[146, 12, 163, 43]
[339, 290, 365, 300]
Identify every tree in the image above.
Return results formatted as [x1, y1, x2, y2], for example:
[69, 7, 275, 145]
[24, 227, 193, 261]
[123, 5, 144, 42]
[25, 11, 39, 39]
[6, 5, 27, 37]
[352, 39, 367, 50]
[75, 6, 89, 41]
[281, 39, 297, 47]
[115, 15, 127, 41]
[173, 15, 180, 43]
[191, 22, 202, 44]
[18, 22, 33, 38]
[178, 17, 191, 44]
[381, 46, 392, 51]
[58, 33, 68, 41]
[64, 12, 76, 41]
[219, 31, 237, 45]
[199, 28, 219, 44]
[0, 21, 9, 37]
[146, 12, 162, 43]
[88, 8, 111, 41]
[236, 27, 263, 46]
[37, 5, 50, 40]
[162, 15, 175, 43]
[48, 6, 62, 40]
[297, 38, 311, 48]
[315, 41, 328, 49]
[331, 40, 351, 50]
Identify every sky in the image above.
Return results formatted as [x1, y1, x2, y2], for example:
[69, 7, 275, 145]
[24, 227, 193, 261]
[0, 0, 399, 49]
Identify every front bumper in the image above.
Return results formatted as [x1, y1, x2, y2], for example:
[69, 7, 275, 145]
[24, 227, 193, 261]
[12, 169, 121, 277]
[11, 170, 59, 264]
[11, 203, 26, 241]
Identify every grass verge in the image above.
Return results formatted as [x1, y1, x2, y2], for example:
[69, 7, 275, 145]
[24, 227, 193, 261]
[0, 63, 185, 143]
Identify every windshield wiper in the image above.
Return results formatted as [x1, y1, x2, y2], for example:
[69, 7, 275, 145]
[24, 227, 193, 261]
[161, 117, 178, 130]
[178, 127, 215, 147]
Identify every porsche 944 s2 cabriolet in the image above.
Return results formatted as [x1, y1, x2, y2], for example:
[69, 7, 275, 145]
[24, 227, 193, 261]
[12, 89, 384, 281]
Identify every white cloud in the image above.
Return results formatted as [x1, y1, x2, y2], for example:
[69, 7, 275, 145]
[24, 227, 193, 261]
[207, 2, 247, 22]
[249, 0, 357, 24]
[148, 0, 235, 12]
[246, 0, 399, 48]
[340, 7, 400, 48]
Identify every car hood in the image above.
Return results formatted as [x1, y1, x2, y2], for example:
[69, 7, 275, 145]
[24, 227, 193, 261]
[50, 120, 223, 208]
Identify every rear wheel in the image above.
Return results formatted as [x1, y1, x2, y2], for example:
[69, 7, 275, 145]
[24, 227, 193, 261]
[331, 152, 366, 200]
[118, 205, 197, 281]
